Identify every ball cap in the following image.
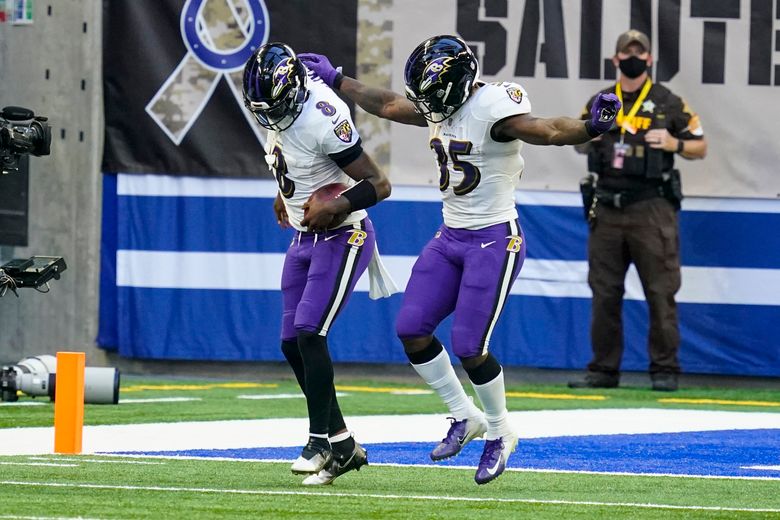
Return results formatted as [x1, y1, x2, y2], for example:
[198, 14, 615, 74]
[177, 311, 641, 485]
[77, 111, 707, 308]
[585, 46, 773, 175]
[615, 29, 650, 54]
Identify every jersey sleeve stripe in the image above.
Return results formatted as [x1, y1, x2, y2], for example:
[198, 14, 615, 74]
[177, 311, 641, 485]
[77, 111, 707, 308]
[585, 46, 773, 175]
[329, 138, 364, 168]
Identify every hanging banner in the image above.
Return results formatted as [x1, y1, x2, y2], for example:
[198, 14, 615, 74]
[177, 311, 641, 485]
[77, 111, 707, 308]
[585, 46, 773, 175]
[99, 0, 780, 375]
[101, 0, 357, 178]
[385, 0, 780, 199]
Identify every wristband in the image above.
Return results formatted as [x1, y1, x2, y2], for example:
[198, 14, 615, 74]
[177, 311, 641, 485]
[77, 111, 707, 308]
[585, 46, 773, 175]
[341, 180, 377, 211]
[333, 72, 344, 91]
[676, 139, 684, 154]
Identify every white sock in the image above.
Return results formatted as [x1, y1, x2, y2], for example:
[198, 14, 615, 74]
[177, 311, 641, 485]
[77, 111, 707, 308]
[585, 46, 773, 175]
[411, 349, 482, 420]
[471, 369, 512, 440]
[329, 431, 351, 443]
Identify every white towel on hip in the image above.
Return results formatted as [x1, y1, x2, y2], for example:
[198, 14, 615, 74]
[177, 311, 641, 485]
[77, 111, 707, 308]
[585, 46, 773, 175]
[368, 242, 400, 299]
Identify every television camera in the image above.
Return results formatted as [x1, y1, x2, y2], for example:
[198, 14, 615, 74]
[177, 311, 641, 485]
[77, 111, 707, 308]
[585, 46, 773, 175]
[0, 106, 62, 295]
[0, 354, 120, 404]
[0, 106, 51, 175]
[0, 256, 67, 297]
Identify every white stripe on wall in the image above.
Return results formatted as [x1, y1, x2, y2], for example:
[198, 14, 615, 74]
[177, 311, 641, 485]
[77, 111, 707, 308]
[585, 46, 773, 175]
[117, 174, 279, 198]
[117, 250, 780, 306]
[116, 251, 285, 290]
[116, 174, 780, 213]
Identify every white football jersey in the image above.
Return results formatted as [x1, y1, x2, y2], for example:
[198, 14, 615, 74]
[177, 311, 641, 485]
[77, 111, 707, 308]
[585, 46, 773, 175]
[266, 77, 366, 232]
[427, 82, 532, 229]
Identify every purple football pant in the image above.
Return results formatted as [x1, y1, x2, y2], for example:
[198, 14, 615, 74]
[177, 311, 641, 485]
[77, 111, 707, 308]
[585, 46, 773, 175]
[396, 220, 526, 358]
[281, 218, 375, 340]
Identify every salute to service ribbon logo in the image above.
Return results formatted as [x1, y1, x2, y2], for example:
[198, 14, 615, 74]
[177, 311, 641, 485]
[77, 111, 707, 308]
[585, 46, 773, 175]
[146, 0, 270, 145]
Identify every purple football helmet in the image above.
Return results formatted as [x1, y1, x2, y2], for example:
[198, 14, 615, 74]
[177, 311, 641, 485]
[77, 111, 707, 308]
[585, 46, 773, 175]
[243, 43, 308, 131]
[404, 35, 479, 123]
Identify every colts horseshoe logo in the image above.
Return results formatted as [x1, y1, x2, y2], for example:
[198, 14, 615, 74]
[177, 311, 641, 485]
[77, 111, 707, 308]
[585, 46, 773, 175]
[146, 0, 269, 145]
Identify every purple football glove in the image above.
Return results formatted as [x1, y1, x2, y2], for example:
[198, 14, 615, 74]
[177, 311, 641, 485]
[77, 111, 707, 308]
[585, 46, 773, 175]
[298, 53, 342, 89]
[586, 92, 621, 136]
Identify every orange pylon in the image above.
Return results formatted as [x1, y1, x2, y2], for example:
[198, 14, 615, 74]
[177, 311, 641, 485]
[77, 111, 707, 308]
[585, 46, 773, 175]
[53, 352, 85, 454]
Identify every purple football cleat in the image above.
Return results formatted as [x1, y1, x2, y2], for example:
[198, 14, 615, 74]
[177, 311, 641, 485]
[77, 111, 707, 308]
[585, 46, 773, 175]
[474, 432, 519, 485]
[430, 415, 488, 461]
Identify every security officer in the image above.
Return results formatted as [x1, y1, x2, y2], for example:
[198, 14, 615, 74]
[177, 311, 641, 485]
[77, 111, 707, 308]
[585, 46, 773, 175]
[569, 30, 707, 391]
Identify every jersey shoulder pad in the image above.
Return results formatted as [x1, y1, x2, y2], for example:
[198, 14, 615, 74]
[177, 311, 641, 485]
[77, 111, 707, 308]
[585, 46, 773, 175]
[471, 82, 532, 122]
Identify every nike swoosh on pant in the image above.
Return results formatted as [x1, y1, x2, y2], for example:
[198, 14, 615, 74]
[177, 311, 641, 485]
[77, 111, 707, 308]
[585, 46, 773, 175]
[480, 241, 496, 248]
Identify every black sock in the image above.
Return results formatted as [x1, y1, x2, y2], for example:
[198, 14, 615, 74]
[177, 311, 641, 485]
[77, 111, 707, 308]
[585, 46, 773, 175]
[332, 435, 356, 456]
[328, 392, 347, 436]
[282, 338, 347, 434]
[281, 339, 306, 392]
[405, 336, 445, 365]
[307, 435, 330, 450]
[461, 352, 502, 385]
[298, 331, 335, 436]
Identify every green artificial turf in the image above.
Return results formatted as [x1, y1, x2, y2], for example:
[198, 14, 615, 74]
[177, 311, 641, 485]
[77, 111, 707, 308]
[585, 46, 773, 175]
[0, 455, 778, 519]
[3, 375, 780, 519]
[2, 375, 780, 429]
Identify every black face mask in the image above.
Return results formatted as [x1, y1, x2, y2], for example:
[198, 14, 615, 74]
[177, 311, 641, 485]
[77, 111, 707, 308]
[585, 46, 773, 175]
[618, 56, 648, 78]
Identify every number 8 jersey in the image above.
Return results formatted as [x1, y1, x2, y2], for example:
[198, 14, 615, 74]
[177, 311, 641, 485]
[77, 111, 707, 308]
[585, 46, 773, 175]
[265, 77, 367, 232]
[428, 82, 532, 230]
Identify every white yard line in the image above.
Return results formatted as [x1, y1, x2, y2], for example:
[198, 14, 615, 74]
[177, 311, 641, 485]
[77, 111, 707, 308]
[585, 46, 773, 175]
[0, 462, 78, 468]
[102, 454, 780, 482]
[236, 393, 348, 400]
[1, 480, 778, 513]
[0, 402, 46, 407]
[120, 397, 202, 404]
[3, 408, 780, 456]
[0, 515, 99, 520]
[28, 457, 166, 465]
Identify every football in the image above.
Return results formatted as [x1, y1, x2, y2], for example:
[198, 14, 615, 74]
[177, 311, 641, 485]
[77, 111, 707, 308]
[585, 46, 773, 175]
[308, 182, 349, 203]
[304, 182, 350, 229]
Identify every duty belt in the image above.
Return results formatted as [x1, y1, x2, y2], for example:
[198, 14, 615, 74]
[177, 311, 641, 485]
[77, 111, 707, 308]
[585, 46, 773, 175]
[595, 186, 663, 209]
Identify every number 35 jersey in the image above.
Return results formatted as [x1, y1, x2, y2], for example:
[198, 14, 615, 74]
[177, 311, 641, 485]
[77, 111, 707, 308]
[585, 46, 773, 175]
[265, 77, 367, 232]
[427, 82, 532, 230]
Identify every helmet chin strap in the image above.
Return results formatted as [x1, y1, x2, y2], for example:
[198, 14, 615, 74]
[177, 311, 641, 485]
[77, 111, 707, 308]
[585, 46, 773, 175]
[461, 78, 474, 103]
[441, 82, 454, 104]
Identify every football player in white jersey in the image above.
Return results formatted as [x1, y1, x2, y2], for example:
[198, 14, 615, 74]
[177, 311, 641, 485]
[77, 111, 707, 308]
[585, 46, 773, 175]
[243, 42, 392, 485]
[301, 35, 619, 484]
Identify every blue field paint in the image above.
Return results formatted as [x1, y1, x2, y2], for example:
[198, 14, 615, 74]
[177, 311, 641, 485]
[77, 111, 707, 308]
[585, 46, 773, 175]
[121, 429, 780, 479]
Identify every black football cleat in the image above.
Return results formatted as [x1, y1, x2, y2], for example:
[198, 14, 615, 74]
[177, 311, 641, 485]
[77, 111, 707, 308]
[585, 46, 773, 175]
[301, 442, 368, 485]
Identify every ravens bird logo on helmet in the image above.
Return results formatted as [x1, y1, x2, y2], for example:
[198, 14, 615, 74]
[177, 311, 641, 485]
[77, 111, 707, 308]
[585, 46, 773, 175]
[243, 43, 308, 131]
[403, 35, 480, 123]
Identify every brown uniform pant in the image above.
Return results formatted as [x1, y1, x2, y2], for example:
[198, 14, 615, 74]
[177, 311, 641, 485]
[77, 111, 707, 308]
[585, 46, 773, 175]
[587, 197, 681, 375]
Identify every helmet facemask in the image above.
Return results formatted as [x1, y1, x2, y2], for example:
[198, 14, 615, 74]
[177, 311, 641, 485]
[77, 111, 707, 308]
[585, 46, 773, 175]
[243, 44, 308, 132]
[246, 81, 305, 132]
[404, 36, 479, 123]
[405, 76, 473, 123]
